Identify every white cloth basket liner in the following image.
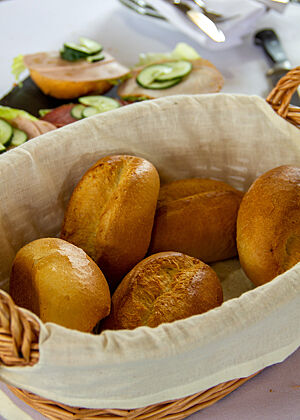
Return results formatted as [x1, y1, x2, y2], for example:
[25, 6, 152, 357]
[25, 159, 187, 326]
[0, 94, 299, 409]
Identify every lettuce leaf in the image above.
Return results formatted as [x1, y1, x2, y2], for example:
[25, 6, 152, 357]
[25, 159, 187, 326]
[136, 43, 201, 67]
[0, 106, 38, 121]
[121, 95, 149, 102]
[107, 72, 132, 86]
[11, 54, 27, 85]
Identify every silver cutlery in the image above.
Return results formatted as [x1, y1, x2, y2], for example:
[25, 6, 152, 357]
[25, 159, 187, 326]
[120, 0, 236, 23]
[119, 0, 226, 42]
[189, 0, 240, 23]
[255, 29, 300, 106]
[165, 0, 225, 42]
[119, 0, 165, 19]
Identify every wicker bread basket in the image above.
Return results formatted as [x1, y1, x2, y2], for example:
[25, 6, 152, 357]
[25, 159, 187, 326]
[0, 67, 299, 420]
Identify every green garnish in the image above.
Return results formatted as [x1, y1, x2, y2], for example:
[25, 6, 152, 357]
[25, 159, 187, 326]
[137, 43, 201, 67]
[0, 106, 38, 121]
[38, 109, 52, 117]
[121, 96, 149, 102]
[78, 96, 120, 113]
[107, 73, 132, 86]
[11, 54, 27, 85]
[60, 37, 103, 62]
[0, 143, 6, 154]
[86, 52, 105, 63]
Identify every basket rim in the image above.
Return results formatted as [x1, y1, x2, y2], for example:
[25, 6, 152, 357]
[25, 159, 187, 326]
[6, 371, 261, 419]
[0, 256, 299, 410]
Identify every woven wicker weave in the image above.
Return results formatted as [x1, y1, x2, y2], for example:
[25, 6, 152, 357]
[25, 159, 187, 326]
[266, 66, 300, 127]
[0, 67, 299, 419]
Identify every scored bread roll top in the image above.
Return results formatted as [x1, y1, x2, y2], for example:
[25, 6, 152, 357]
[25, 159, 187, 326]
[9, 238, 111, 332]
[157, 178, 242, 205]
[149, 178, 243, 263]
[61, 155, 160, 291]
[103, 251, 223, 330]
[237, 165, 300, 286]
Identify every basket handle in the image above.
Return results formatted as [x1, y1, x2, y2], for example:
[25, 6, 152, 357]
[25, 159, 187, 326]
[0, 68, 300, 368]
[266, 66, 300, 127]
[0, 290, 40, 367]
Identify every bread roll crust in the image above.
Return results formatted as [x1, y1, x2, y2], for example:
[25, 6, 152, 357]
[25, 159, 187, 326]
[9, 238, 111, 332]
[103, 251, 223, 330]
[61, 155, 160, 291]
[149, 178, 243, 263]
[237, 165, 300, 286]
[157, 178, 242, 206]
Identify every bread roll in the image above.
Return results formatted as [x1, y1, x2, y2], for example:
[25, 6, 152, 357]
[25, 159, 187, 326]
[237, 165, 300, 286]
[103, 251, 223, 330]
[149, 178, 243, 263]
[9, 238, 111, 332]
[61, 155, 160, 291]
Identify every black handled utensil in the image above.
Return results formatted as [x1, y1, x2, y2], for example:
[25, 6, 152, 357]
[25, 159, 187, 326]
[254, 29, 300, 106]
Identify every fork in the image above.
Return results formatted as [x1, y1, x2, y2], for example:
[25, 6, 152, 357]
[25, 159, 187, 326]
[119, 0, 239, 24]
[119, 0, 166, 19]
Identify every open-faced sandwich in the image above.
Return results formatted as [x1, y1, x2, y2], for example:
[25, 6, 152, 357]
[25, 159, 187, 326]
[118, 43, 224, 102]
[0, 106, 55, 153]
[13, 37, 130, 99]
[39, 95, 122, 128]
[5, 43, 224, 130]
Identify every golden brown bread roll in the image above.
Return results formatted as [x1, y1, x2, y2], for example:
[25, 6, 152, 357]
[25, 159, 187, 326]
[9, 238, 111, 332]
[61, 155, 160, 291]
[102, 251, 223, 330]
[237, 165, 300, 286]
[149, 178, 243, 263]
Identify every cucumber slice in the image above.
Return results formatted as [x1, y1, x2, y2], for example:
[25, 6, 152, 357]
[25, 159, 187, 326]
[64, 42, 92, 55]
[138, 77, 183, 90]
[79, 37, 102, 54]
[137, 64, 173, 87]
[60, 47, 88, 62]
[78, 96, 120, 113]
[82, 106, 99, 118]
[0, 143, 6, 154]
[136, 60, 192, 89]
[71, 104, 86, 120]
[10, 128, 28, 146]
[61, 38, 102, 62]
[0, 119, 13, 146]
[155, 61, 192, 81]
[86, 52, 105, 63]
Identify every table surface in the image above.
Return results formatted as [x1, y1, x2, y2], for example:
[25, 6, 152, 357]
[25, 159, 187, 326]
[0, 0, 299, 419]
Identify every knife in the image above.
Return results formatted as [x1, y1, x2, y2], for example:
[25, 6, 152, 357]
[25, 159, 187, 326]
[166, 0, 225, 43]
[254, 29, 300, 106]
